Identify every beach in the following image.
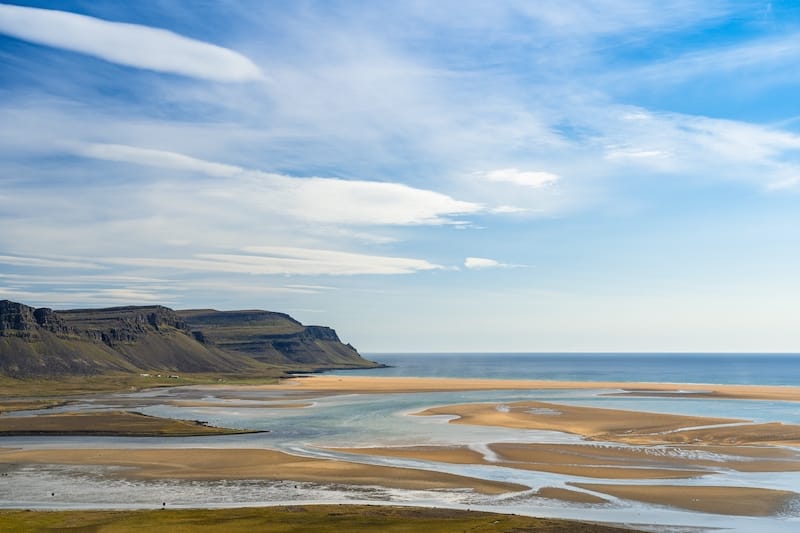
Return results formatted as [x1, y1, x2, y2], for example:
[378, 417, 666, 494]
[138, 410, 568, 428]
[2, 371, 800, 530]
[0, 447, 524, 495]
[239, 374, 800, 401]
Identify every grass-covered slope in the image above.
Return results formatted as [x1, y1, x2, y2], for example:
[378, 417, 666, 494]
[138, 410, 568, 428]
[0, 300, 377, 378]
[0, 505, 645, 533]
[178, 309, 379, 368]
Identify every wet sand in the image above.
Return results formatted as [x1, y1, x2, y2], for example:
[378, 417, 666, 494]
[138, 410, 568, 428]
[332, 445, 706, 479]
[570, 483, 798, 516]
[415, 400, 800, 446]
[490, 442, 800, 473]
[0, 448, 526, 495]
[334, 441, 800, 477]
[234, 375, 800, 402]
[6, 375, 799, 520]
[535, 487, 610, 504]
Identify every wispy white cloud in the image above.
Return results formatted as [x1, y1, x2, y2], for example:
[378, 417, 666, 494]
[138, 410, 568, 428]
[0, 4, 262, 82]
[482, 168, 559, 188]
[0, 273, 168, 285]
[75, 143, 482, 226]
[604, 147, 669, 161]
[765, 172, 800, 191]
[627, 33, 800, 87]
[176, 280, 332, 295]
[464, 257, 520, 270]
[0, 254, 105, 270]
[108, 246, 443, 276]
[76, 143, 244, 177]
[0, 286, 171, 307]
[490, 205, 529, 214]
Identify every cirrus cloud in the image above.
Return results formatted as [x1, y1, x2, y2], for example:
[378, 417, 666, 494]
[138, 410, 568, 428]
[74, 143, 483, 226]
[108, 246, 443, 276]
[464, 257, 522, 270]
[0, 4, 262, 82]
[482, 168, 560, 188]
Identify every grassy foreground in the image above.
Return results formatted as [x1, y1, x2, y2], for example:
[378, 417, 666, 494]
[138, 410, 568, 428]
[0, 410, 259, 437]
[0, 505, 644, 532]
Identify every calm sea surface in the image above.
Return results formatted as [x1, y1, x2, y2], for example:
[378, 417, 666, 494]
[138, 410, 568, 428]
[338, 353, 800, 386]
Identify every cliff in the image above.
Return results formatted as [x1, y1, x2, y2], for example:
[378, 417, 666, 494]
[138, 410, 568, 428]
[0, 300, 377, 378]
[177, 309, 369, 368]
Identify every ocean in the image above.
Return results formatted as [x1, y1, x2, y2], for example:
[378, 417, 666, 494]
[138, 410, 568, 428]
[340, 353, 800, 386]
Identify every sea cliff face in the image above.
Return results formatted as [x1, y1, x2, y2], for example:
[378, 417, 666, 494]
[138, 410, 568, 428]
[0, 300, 377, 378]
[176, 309, 368, 367]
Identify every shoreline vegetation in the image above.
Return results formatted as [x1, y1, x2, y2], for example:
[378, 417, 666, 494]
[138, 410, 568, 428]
[0, 505, 647, 533]
[0, 410, 261, 437]
[2, 374, 800, 522]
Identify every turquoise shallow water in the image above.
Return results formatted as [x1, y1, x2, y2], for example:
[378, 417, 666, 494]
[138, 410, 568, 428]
[2, 354, 800, 532]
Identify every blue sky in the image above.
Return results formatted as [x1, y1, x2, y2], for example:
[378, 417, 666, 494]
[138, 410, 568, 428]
[1, 1, 799, 352]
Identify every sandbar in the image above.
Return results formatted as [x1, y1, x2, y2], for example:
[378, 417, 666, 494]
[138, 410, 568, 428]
[0, 411, 257, 437]
[490, 442, 800, 473]
[333, 441, 800, 481]
[535, 487, 610, 504]
[0, 447, 526, 495]
[229, 375, 800, 402]
[332, 445, 706, 479]
[415, 400, 800, 446]
[329, 443, 799, 513]
[571, 483, 798, 516]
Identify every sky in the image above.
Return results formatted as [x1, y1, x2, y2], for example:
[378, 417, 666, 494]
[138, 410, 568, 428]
[1, 1, 799, 353]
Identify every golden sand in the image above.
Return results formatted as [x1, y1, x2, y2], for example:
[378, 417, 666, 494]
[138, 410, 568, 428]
[334, 445, 485, 465]
[0, 448, 526, 495]
[414, 400, 800, 447]
[490, 442, 800, 473]
[333, 445, 705, 479]
[571, 483, 798, 516]
[233, 375, 800, 402]
[334, 441, 800, 479]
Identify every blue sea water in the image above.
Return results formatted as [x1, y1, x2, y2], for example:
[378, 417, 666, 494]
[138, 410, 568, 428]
[339, 353, 800, 386]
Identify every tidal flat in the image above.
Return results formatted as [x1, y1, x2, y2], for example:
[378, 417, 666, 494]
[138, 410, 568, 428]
[2, 374, 800, 532]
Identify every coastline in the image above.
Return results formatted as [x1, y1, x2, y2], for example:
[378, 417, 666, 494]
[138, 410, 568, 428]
[221, 374, 800, 402]
[3, 373, 799, 523]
